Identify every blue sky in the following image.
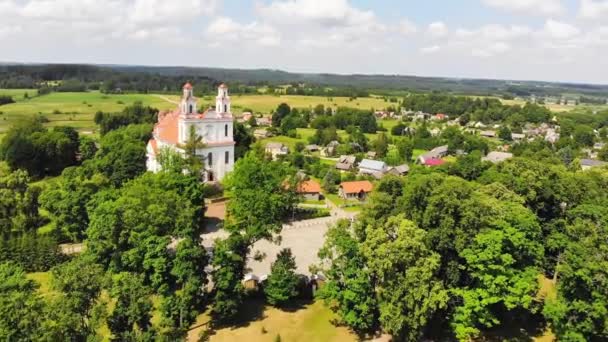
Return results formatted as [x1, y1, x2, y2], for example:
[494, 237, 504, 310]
[1, 0, 607, 83]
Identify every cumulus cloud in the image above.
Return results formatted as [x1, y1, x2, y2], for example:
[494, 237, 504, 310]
[420, 45, 440, 54]
[541, 19, 580, 39]
[481, 0, 565, 16]
[427, 21, 448, 38]
[206, 17, 281, 47]
[399, 19, 417, 35]
[579, 0, 608, 19]
[131, 0, 218, 24]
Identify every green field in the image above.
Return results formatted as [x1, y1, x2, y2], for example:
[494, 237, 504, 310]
[0, 89, 36, 101]
[0, 91, 177, 134]
[229, 94, 390, 113]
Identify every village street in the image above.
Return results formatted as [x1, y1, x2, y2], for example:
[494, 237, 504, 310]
[203, 200, 356, 276]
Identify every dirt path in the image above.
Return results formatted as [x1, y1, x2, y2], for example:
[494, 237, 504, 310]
[155, 94, 179, 105]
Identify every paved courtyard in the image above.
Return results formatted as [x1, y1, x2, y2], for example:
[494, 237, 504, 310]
[203, 200, 355, 276]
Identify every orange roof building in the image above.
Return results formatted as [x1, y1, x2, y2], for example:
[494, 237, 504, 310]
[339, 181, 373, 200]
[297, 180, 321, 194]
[146, 83, 235, 182]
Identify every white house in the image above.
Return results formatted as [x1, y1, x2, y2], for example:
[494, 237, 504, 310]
[265, 142, 289, 160]
[358, 159, 388, 177]
[146, 83, 235, 182]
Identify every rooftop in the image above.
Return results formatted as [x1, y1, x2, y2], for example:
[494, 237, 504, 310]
[340, 181, 374, 194]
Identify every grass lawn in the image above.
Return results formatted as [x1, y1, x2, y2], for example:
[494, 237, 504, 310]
[227, 94, 390, 114]
[412, 149, 428, 160]
[27, 272, 54, 298]
[189, 300, 356, 342]
[0, 91, 177, 134]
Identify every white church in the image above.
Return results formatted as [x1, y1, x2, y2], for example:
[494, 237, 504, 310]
[146, 83, 235, 182]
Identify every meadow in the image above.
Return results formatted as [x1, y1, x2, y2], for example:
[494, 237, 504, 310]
[0, 91, 177, 134]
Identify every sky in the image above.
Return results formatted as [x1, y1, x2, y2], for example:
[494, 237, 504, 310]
[1, 0, 608, 84]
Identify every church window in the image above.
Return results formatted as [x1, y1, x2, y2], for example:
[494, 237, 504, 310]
[224, 104, 227, 113]
[225, 151, 229, 164]
[189, 104, 193, 113]
[225, 124, 228, 137]
[208, 152, 213, 166]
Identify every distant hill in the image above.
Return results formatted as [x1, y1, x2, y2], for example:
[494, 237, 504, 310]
[2, 63, 608, 98]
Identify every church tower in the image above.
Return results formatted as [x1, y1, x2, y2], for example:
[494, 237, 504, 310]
[215, 83, 230, 115]
[181, 82, 197, 115]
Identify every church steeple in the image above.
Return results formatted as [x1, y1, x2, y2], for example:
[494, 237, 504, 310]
[216, 83, 230, 114]
[181, 82, 197, 115]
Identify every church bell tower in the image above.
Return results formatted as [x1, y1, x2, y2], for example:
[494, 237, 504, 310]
[215, 83, 230, 114]
[181, 82, 197, 115]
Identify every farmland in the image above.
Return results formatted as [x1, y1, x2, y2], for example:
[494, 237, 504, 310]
[0, 90, 394, 136]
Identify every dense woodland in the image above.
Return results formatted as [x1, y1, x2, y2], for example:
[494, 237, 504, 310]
[3, 63, 608, 98]
[1, 68, 608, 340]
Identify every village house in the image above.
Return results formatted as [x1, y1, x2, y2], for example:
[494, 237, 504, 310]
[580, 159, 608, 170]
[545, 129, 560, 144]
[388, 164, 410, 176]
[321, 140, 340, 157]
[253, 128, 272, 139]
[480, 130, 497, 138]
[297, 180, 322, 201]
[432, 113, 448, 121]
[339, 181, 374, 201]
[417, 145, 449, 164]
[146, 83, 235, 182]
[482, 151, 513, 164]
[511, 133, 526, 141]
[430, 127, 442, 137]
[335, 155, 356, 171]
[265, 142, 289, 160]
[305, 144, 320, 152]
[255, 116, 272, 126]
[358, 159, 388, 179]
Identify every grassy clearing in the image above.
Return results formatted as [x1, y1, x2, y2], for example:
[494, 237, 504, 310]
[0, 89, 35, 101]
[27, 272, 54, 297]
[227, 94, 390, 113]
[189, 300, 356, 342]
[0, 91, 176, 134]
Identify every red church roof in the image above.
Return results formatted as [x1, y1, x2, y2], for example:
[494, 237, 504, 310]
[183, 82, 193, 89]
[219, 83, 227, 88]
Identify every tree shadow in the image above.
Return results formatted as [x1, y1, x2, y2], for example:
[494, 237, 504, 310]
[480, 307, 548, 342]
[204, 217, 223, 233]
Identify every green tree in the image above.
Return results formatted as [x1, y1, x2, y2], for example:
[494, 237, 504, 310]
[573, 125, 595, 147]
[498, 126, 512, 141]
[0, 262, 45, 341]
[362, 215, 448, 341]
[318, 220, 378, 336]
[224, 152, 298, 243]
[182, 125, 205, 176]
[396, 138, 414, 162]
[373, 132, 389, 158]
[211, 234, 247, 323]
[107, 272, 155, 341]
[46, 257, 106, 340]
[544, 207, 608, 341]
[39, 167, 107, 242]
[265, 248, 300, 306]
[272, 103, 291, 127]
[234, 121, 255, 160]
[79, 135, 98, 161]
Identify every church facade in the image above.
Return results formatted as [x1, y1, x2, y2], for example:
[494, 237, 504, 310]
[146, 83, 235, 182]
